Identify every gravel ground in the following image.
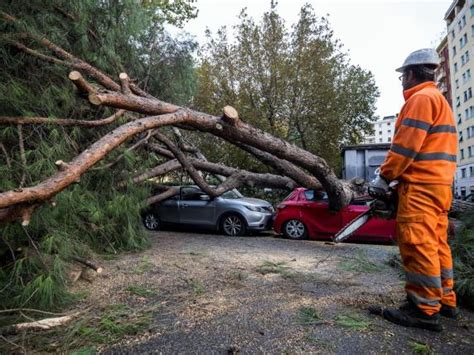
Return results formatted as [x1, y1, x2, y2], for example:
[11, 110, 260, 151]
[74, 230, 474, 354]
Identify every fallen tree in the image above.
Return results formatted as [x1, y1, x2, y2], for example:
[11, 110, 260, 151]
[0, 11, 366, 227]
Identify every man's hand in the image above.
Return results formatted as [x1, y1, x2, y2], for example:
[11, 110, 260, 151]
[368, 168, 389, 198]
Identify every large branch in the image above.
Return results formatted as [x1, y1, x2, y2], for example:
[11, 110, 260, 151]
[0, 110, 126, 127]
[236, 143, 321, 189]
[131, 152, 297, 190]
[86, 91, 352, 209]
[154, 131, 220, 197]
[0, 111, 190, 223]
[2, 12, 153, 98]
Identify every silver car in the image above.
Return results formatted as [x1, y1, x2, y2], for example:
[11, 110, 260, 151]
[142, 186, 274, 236]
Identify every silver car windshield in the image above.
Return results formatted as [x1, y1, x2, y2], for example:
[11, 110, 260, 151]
[221, 190, 241, 199]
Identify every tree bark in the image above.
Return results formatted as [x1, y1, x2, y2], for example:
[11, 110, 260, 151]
[0, 112, 189, 214]
[84, 90, 352, 209]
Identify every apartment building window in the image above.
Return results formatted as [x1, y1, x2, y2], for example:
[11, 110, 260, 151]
[463, 15, 467, 27]
[459, 113, 462, 123]
[468, 69, 472, 80]
[462, 168, 466, 178]
[459, 20, 462, 31]
[379, 138, 382, 143]
[455, 62, 458, 72]
[379, 131, 382, 135]
[466, 108, 469, 119]
[470, 106, 474, 119]
[460, 131, 464, 142]
[451, 29, 455, 39]
[453, 45, 457, 55]
[469, 126, 474, 137]
[471, 166, 474, 176]
[456, 79, 460, 89]
[469, 87, 473, 99]
[461, 148, 465, 159]
[456, 96, 461, 107]
[388, 137, 391, 142]
[472, 25, 474, 36]
[472, 5, 474, 16]
[464, 90, 468, 102]
[461, 33, 468, 48]
[466, 50, 470, 62]
[469, 146, 473, 157]
[463, 72, 466, 82]
[462, 53, 466, 65]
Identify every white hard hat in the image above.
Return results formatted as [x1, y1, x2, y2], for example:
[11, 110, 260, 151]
[395, 48, 440, 73]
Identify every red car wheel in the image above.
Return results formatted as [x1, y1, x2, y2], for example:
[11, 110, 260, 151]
[283, 219, 307, 240]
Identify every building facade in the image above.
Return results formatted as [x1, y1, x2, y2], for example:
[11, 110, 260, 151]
[363, 115, 397, 144]
[445, 0, 474, 198]
[436, 35, 453, 107]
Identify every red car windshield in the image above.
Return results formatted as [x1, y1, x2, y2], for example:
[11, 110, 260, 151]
[303, 190, 328, 201]
[283, 190, 298, 201]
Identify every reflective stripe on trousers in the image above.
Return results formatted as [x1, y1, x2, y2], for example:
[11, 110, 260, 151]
[396, 182, 456, 316]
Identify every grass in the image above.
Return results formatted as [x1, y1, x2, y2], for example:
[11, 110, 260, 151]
[229, 270, 249, 281]
[303, 335, 333, 349]
[333, 312, 371, 330]
[296, 307, 323, 325]
[125, 285, 156, 297]
[187, 278, 204, 296]
[408, 341, 432, 354]
[189, 251, 208, 258]
[338, 251, 388, 274]
[256, 261, 296, 278]
[132, 255, 154, 274]
[1, 303, 159, 353]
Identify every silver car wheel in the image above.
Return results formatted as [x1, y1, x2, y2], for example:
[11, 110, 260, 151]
[222, 215, 244, 236]
[144, 213, 160, 230]
[284, 219, 306, 239]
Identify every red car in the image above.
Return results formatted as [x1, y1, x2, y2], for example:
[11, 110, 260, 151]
[273, 188, 397, 244]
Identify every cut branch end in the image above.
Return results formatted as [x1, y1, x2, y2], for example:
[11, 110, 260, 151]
[69, 71, 95, 94]
[222, 106, 241, 126]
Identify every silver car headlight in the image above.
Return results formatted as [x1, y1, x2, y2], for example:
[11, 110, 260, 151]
[244, 205, 265, 212]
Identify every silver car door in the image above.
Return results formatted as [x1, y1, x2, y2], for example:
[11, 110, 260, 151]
[158, 195, 180, 223]
[179, 187, 215, 225]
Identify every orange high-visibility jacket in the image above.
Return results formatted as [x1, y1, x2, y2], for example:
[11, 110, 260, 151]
[380, 82, 458, 184]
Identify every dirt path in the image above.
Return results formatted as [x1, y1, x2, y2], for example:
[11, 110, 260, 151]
[74, 230, 473, 354]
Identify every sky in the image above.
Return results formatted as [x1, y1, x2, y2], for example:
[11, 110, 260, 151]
[170, 0, 454, 118]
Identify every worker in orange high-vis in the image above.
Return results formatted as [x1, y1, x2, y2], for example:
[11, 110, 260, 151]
[369, 48, 459, 332]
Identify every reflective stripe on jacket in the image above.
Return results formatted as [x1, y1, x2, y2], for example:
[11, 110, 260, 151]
[380, 81, 457, 184]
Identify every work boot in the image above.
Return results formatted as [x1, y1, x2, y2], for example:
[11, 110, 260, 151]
[440, 304, 459, 319]
[381, 302, 442, 332]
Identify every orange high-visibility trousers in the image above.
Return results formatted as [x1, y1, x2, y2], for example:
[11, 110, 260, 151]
[396, 182, 456, 316]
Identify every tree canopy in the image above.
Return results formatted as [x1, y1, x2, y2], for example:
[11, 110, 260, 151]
[0, 0, 198, 309]
[193, 3, 379, 171]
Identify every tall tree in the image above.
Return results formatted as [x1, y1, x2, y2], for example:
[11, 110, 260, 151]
[193, 3, 379, 171]
[0, 0, 197, 309]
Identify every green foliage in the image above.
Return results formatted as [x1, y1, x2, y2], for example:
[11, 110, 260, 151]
[126, 285, 156, 298]
[0, 0, 197, 310]
[256, 260, 295, 278]
[193, 3, 379, 172]
[338, 250, 388, 273]
[187, 278, 205, 296]
[451, 209, 474, 309]
[408, 341, 432, 355]
[132, 255, 154, 274]
[296, 307, 322, 325]
[333, 312, 371, 330]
